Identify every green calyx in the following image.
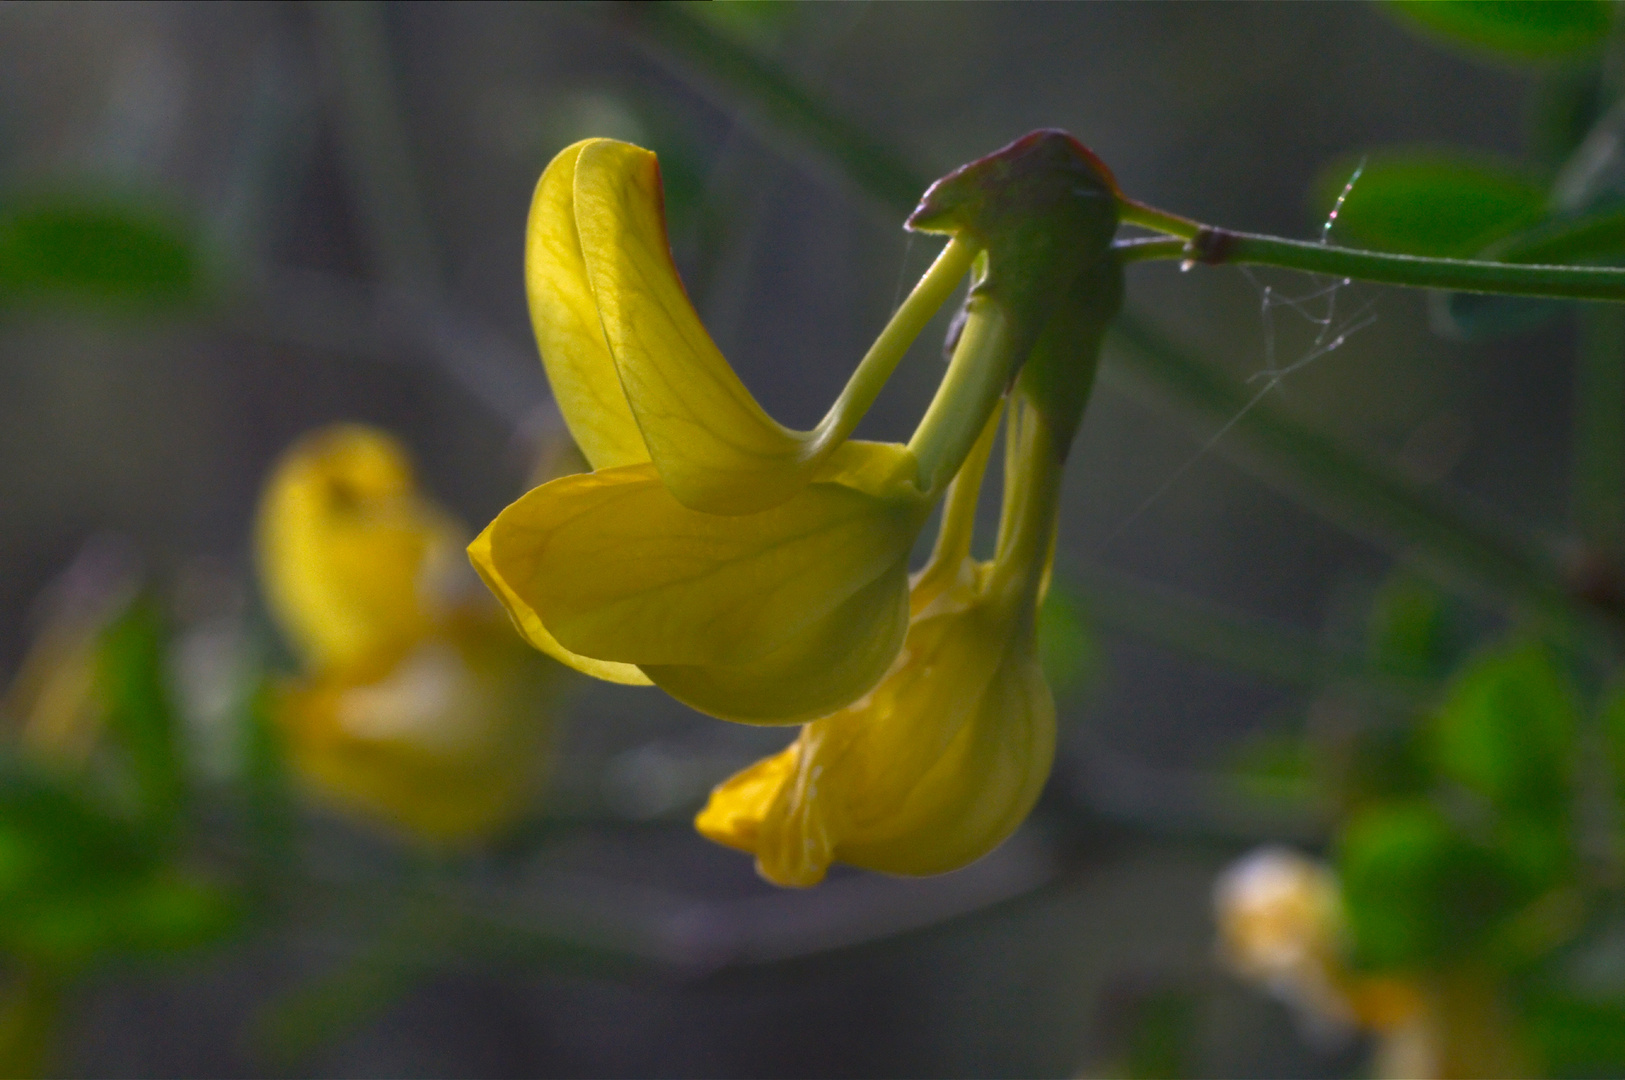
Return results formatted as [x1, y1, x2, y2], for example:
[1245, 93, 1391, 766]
[904, 130, 1125, 493]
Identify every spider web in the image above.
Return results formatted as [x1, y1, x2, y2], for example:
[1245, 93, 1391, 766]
[1098, 161, 1376, 551]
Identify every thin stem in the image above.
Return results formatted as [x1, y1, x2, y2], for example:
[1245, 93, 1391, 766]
[925, 400, 1003, 572]
[1127, 217, 1625, 302]
[815, 237, 974, 448]
[906, 287, 1019, 496]
[1117, 198, 1202, 240]
[989, 396, 1066, 617]
[1113, 237, 1186, 264]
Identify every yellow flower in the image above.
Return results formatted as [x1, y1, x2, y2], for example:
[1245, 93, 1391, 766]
[471, 138, 978, 724]
[256, 424, 461, 679]
[256, 424, 554, 844]
[696, 402, 1059, 885]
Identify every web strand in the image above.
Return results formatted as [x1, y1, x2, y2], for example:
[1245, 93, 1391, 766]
[1099, 166, 1374, 551]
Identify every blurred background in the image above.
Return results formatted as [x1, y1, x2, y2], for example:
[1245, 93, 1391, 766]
[0, 1, 1611, 1076]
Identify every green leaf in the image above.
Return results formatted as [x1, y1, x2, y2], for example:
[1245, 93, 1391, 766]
[6, 868, 238, 966]
[0, 196, 198, 308]
[1315, 151, 1546, 258]
[99, 597, 187, 834]
[1368, 574, 1465, 681]
[1525, 990, 1625, 1076]
[0, 759, 151, 902]
[1385, 1, 1612, 64]
[1432, 643, 1576, 816]
[1339, 801, 1521, 969]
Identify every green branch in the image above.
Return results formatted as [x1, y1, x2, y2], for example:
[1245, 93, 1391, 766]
[1116, 200, 1625, 301]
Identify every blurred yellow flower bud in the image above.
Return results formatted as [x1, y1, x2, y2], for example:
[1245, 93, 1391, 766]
[256, 424, 556, 845]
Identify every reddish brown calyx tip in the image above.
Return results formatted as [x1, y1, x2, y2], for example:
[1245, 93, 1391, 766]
[906, 129, 1121, 237]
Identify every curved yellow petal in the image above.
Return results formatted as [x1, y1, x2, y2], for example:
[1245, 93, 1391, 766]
[573, 139, 825, 515]
[255, 425, 455, 675]
[476, 446, 926, 722]
[840, 641, 1054, 877]
[527, 139, 648, 470]
[467, 528, 652, 686]
[481, 463, 922, 667]
[642, 560, 909, 725]
[696, 561, 1055, 885]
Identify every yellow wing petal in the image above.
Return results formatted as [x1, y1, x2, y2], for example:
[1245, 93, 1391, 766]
[481, 463, 921, 667]
[467, 526, 652, 686]
[527, 139, 648, 470]
[574, 139, 826, 515]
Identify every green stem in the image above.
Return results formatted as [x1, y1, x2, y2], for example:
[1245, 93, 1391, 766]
[815, 237, 973, 448]
[1119, 195, 1625, 300]
[988, 396, 1066, 617]
[906, 284, 1020, 496]
[925, 400, 1003, 572]
[1575, 305, 1625, 549]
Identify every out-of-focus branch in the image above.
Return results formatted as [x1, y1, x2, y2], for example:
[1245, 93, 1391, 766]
[300, 2, 546, 428]
[233, 267, 546, 428]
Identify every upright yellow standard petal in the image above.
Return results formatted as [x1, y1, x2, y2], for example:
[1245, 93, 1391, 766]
[255, 425, 456, 676]
[573, 139, 826, 515]
[471, 440, 928, 723]
[527, 140, 648, 471]
[696, 559, 1056, 885]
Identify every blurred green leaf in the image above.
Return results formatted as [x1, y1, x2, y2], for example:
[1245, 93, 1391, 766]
[1525, 990, 1625, 1076]
[1316, 151, 1546, 257]
[1368, 574, 1465, 681]
[0, 195, 198, 308]
[1226, 730, 1317, 807]
[99, 597, 187, 834]
[1385, 1, 1613, 64]
[1431, 643, 1575, 816]
[0, 760, 150, 903]
[680, 0, 800, 52]
[1038, 578, 1095, 700]
[1483, 204, 1625, 266]
[1339, 801, 1521, 969]
[6, 868, 237, 967]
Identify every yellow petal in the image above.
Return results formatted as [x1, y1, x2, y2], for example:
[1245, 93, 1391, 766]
[527, 140, 648, 470]
[698, 562, 1056, 885]
[255, 425, 454, 674]
[467, 527, 652, 686]
[277, 632, 551, 845]
[694, 746, 797, 853]
[840, 642, 1054, 877]
[574, 139, 827, 515]
[476, 447, 926, 722]
[642, 559, 909, 724]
